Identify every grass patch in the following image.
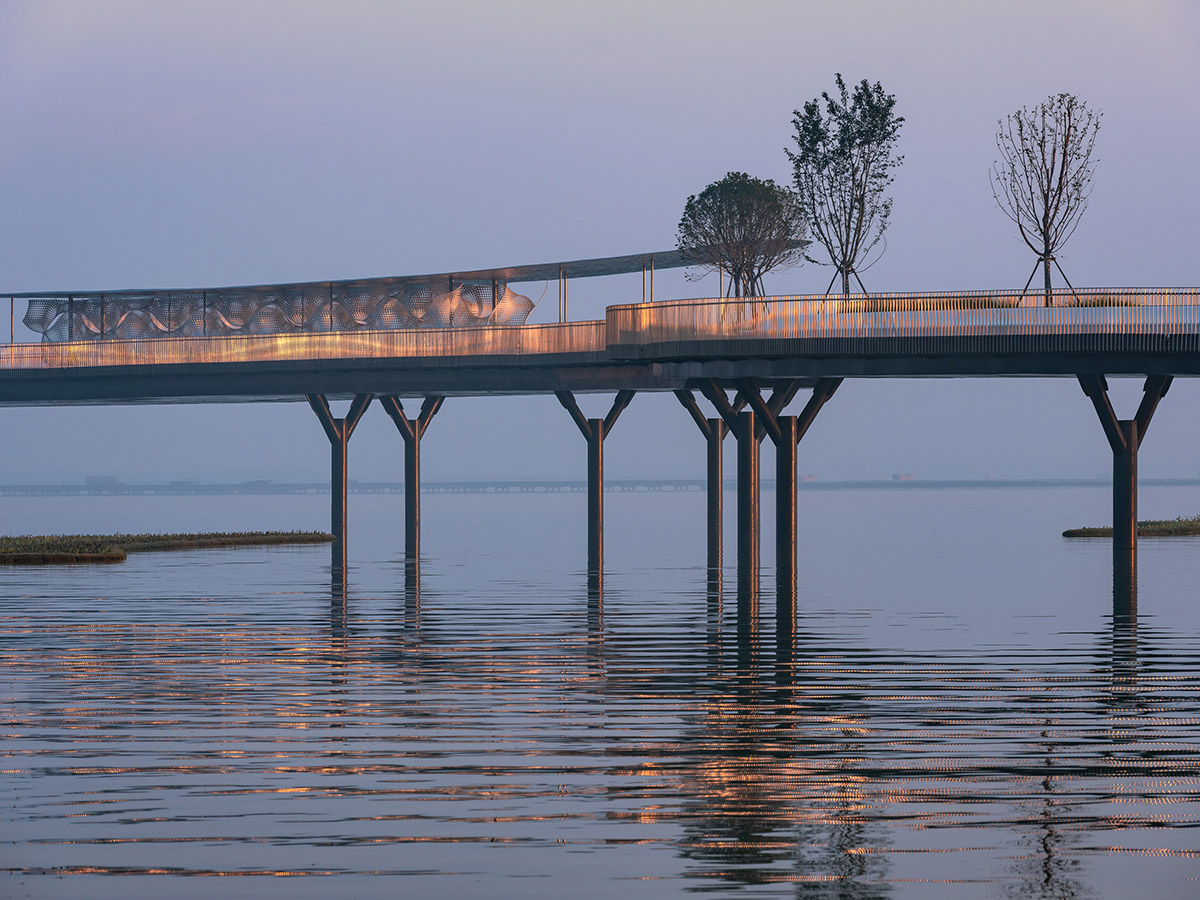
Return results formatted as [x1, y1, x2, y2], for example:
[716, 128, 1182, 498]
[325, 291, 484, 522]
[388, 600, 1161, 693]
[0, 531, 333, 565]
[1062, 516, 1200, 538]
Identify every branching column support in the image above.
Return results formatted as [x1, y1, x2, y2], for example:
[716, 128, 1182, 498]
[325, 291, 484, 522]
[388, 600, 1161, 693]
[675, 390, 731, 574]
[1078, 374, 1173, 621]
[555, 390, 636, 580]
[379, 396, 445, 564]
[702, 379, 840, 612]
[702, 378, 841, 629]
[739, 377, 841, 615]
[307, 393, 374, 572]
[699, 382, 762, 603]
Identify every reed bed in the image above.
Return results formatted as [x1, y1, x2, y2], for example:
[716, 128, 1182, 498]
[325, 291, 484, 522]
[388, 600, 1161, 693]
[0, 531, 333, 564]
[1062, 516, 1200, 538]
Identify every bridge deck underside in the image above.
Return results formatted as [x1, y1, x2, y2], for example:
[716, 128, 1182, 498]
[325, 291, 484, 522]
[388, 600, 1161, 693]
[0, 356, 667, 405]
[0, 342, 1194, 406]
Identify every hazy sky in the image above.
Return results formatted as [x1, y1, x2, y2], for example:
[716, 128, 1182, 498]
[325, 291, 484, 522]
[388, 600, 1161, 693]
[1, 0, 1199, 485]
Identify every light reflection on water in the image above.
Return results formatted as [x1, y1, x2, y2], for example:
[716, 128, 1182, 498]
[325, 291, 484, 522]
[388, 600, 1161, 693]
[3, 487, 1200, 898]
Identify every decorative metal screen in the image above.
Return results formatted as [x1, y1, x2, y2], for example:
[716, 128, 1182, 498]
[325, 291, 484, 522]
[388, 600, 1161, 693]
[13, 248, 704, 343]
[22, 279, 535, 342]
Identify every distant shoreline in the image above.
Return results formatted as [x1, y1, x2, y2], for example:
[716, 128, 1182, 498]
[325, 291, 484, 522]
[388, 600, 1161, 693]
[3, 477, 1200, 496]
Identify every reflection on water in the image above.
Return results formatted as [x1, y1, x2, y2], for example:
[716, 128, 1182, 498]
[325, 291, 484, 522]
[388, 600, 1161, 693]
[3, 490, 1200, 898]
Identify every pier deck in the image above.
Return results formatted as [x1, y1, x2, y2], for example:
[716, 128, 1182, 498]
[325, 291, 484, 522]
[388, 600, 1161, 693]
[1, 289, 1198, 404]
[3, 283, 1196, 621]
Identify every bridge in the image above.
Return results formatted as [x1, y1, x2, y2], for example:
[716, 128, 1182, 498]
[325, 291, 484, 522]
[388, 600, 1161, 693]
[3, 250, 1196, 621]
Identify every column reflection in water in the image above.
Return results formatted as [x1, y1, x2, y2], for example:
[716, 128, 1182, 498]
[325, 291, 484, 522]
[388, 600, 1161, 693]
[404, 555, 420, 604]
[329, 592, 348, 640]
[588, 565, 603, 606]
[676, 597, 893, 893]
[706, 566, 723, 664]
[400, 554, 419, 641]
[775, 586, 795, 687]
[671, 586, 1178, 892]
[330, 542, 348, 603]
[10, 555, 1200, 893]
[1107, 619, 1139, 703]
[1113, 547, 1137, 624]
[998, 621, 1146, 898]
[587, 573, 603, 635]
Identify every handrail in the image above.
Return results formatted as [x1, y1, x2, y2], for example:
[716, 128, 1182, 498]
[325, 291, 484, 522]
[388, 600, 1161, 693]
[609, 287, 1200, 312]
[605, 289, 1200, 358]
[0, 321, 607, 371]
[6, 288, 1200, 371]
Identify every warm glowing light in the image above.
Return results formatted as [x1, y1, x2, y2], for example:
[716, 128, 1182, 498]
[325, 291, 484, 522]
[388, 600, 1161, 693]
[3, 288, 1199, 373]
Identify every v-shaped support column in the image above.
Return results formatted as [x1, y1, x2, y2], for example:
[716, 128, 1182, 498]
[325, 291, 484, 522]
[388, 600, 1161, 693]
[740, 377, 842, 605]
[556, 390, 636, 584]
[379, 396, 444, 565]
[675, 390, 734, 575]
[1078, 374, 1172, 621]
[702, 378, 841, 632]
[307, 393, 374, 573]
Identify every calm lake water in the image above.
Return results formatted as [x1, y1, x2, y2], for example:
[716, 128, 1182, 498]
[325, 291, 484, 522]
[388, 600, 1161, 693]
[3, 485, 1200, 898]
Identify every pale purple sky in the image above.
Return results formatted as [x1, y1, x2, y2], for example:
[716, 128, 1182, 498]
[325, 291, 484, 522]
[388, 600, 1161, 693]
[1, 0, 1199, 483]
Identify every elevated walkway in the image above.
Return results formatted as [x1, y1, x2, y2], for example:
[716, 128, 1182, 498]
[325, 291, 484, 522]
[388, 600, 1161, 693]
[1, 288, 1198, 404]
[2, 279, 1195, 622]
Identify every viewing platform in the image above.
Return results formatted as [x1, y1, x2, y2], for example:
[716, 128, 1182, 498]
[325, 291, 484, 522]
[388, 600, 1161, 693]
[3, 253, 1196, 622]
[1, 288, 1198, 404]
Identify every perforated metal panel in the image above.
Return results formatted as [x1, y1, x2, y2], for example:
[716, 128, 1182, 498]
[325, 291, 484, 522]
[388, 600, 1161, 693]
[22, 281, 535, 341]
[13, 247, 708, 342]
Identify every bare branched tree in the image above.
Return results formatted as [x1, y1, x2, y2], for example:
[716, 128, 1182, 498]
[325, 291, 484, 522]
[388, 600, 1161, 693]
[787, 74, 904, 296]
[676, 171, 807, 298]
[990, 93, 1101, 306]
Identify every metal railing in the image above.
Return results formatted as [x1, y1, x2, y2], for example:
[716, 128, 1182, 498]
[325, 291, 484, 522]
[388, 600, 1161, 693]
[5, 288, 1200, 371]
[0, 320, 607, 370]
[605, 289, 1200, 356]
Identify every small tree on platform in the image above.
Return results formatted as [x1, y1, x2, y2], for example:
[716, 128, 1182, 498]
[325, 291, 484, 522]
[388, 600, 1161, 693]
[990, 93, 1101, 306]
[787, 74, 904, 296]
[676, 171, 807, 298]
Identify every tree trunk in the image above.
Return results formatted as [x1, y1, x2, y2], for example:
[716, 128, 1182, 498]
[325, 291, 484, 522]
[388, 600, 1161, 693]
[1043, 252, 1052, 307]
[841, 266, 850, 296]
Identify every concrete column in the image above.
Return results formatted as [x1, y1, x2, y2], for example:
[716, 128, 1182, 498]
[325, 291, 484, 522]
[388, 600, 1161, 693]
[706, 419, 723, 573]
[776, 416, 798, 632]
[557, 389, 633, 595]
[1113, 419, 1138, 620]
[587, 418, 604, 576]
[379, 395, 444, 588]
[331, 423, 349, 567]
[736, 411, 759, 601]
[307, 393, 371, 578]
[405, 431, 421, 561]
[1078, 374, 1171, 622]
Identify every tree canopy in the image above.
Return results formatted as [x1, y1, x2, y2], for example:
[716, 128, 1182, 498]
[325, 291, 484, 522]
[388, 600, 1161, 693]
[990, 93, 1101, 305]
[676, 171, 806, 298]
[787, 74, 904, 295]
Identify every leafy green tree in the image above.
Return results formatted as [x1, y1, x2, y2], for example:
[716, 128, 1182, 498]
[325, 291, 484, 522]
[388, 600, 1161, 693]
[787, 74, 904, 295]
[990, 93, 1101, 306]
[676, 171, 807, 298]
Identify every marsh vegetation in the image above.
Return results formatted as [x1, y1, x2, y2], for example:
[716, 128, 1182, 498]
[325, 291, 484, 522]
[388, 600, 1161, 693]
[0, 531, 333, 564]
